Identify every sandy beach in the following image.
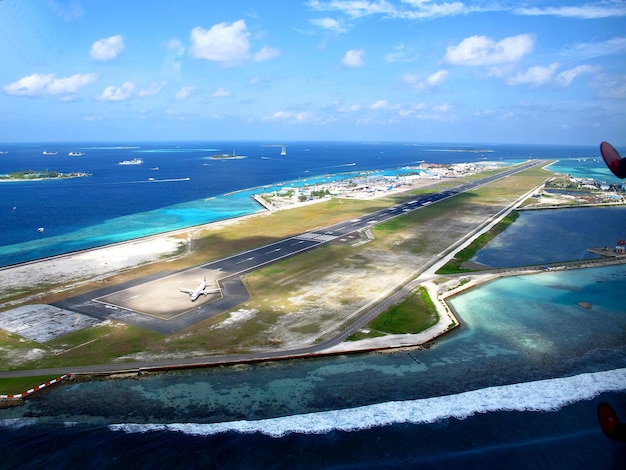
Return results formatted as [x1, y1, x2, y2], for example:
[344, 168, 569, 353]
[0, 236, 183, 306]
[0, 174, 448, 302]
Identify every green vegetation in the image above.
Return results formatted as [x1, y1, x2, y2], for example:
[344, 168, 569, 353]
[0, 170, 90, 180]
[348, 287, 439, 340]
[0, 376, 65, 396]
[436, 211, 520, 274]
[0, 163, 557, 375]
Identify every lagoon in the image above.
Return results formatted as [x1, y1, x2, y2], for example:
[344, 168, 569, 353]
[473, 206, 626, 267]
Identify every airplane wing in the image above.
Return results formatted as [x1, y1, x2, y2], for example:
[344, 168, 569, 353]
[203, 287, 221, 295]
[180, 288, 193, 294]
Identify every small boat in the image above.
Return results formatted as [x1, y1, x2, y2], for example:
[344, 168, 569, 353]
[38, 227, 44, 233]
[68, 151, 85, 157]
[0, 150, 8, 155]
[118, 158, 143, 165]
[42, 150, 58, 155]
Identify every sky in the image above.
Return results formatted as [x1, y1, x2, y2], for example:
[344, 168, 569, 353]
[0, 0, 625, 145]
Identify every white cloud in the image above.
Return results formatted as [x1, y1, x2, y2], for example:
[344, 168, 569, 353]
[399, 0, 467, 19]
[594, 75, 626, 99]
[385, 43, 418, 63]
[264, 110, 316, 123]
[445, 34, 534, 66]
[3, 73, 97, 96]
[167, 38, 184, 53]
[507, 63, 559, 86]
[90, 35, 125, 61]
[515, 3, 626, 19]
[307, 0, 394, 18]
[342, 49, 364, 67]
[98, 82, 135, 101]
[506, 63, 599, 87]
[336, 103, 361, 112]
[98, 81, 167, 101]
[370, 99, 389, 110]
[190, 20, 250, 65]
[137, 81, 167, 97]
[556, 65, 599, 86]
[307, 0, 502, 20]
[563, 37, 626, 60]
[433, 103, 452, 113]
[310, 17, 347, 32]
[254, 46, 280, 62]
[403, 69, 449, 89]
[426, 69, 449, 87]
[175, 86, 195, 100]
[212, 87, 230, 97]
[474, 109, 496, 117]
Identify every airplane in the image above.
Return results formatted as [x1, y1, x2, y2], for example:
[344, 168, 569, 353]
[180, 276, 220, 301]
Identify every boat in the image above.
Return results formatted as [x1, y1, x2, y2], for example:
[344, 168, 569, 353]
[42, 150, 58, 155]
[118, 158, 143, 165]
[281, 146, 287, 156]
[68, 151, 85, 157]
[0, 150, 8, 155]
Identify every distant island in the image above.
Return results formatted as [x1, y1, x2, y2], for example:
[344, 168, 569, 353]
[209, 151, 246, 160]
[0, 170, 91, 181]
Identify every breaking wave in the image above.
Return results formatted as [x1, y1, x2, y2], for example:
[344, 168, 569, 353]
[110, 368, 626, 438]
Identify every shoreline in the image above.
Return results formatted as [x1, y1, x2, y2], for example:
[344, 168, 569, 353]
[2, 167, 625, 384]
[0, 164, 445, 269]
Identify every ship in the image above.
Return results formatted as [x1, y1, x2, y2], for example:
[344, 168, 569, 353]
[42, 150, 58, 155]
[209, 151, 246, 160]
[118, 158, 143, 165]
[68, 151, 85, 157]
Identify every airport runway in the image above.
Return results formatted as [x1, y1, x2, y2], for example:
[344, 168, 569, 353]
[53, 161, 542, 333]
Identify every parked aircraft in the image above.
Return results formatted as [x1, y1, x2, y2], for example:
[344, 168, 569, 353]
[180, 276, 220, 301]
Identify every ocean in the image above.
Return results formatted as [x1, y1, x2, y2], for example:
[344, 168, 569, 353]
[1, 141, 625, 468]
[0, 141, 617, 267]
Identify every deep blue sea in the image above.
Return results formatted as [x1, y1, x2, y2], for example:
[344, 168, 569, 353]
[0, 141, 617, 267]
[1, 142, 625, 468]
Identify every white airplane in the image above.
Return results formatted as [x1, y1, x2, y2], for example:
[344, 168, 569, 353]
[180, 276, 220, 301]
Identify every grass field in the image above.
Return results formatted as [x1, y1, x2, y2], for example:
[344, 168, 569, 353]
[348, 287, 439, 341]
[0, 163, 556, 392]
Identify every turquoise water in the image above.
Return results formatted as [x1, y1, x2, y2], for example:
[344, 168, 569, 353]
[474, 206, 626, 267]
[3, 141, 611, 267]
[447, 265, 626, 357]
[2, 143, 625, 467]
[2, 264, 624, 467]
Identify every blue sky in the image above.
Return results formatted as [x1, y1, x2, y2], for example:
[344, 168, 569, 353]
[1, 0, 625, 144]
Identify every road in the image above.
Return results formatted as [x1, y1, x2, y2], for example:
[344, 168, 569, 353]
[195, 160, 540, 278]
[0, 161, 544, 378]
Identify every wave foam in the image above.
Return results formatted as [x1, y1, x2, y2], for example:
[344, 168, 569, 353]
[0, 418, 37, 429]
[110, 368, 626, 438]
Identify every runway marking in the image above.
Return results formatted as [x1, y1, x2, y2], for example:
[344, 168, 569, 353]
[294, 232, 336, 242]
[236, 257, 255, 264]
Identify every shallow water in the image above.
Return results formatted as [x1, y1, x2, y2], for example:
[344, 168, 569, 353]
[1, 142, 625, 467]
[473, 206, 626, 267]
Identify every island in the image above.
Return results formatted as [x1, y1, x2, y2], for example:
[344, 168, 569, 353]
[0, 170, 91, 181]
[1, 161, 625, 400]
